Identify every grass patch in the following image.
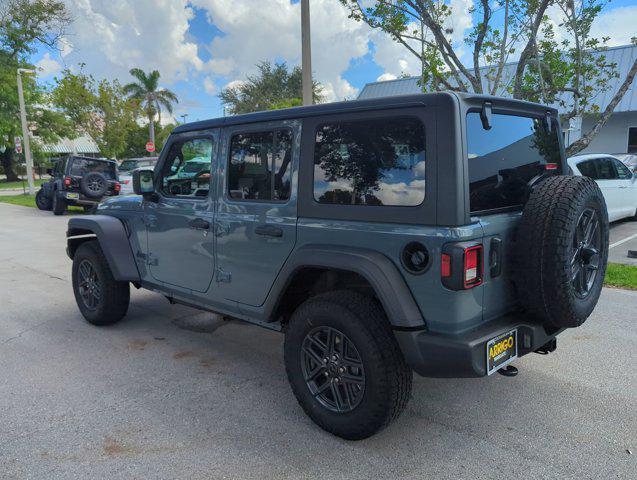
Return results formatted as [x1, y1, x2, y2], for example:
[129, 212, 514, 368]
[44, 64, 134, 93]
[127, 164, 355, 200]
[604, 263, 637, 290]
[0, 179, 45, 190]
[0, 193, 84, 212]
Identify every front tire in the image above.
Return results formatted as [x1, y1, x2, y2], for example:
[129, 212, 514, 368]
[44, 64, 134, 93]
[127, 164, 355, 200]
[72, 241, 130, 325]
[35, 188, 52, 210]
[284, 291, 412, 440]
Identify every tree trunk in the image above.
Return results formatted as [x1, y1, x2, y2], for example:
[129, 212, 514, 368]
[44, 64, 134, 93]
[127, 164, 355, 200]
[148, 115, 155, 144]
[1, 149, 20, 182]
[566, 56, 637, 156]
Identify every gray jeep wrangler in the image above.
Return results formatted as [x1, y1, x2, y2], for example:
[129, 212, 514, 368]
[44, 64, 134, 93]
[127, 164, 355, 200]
[66, 93, 608, 440]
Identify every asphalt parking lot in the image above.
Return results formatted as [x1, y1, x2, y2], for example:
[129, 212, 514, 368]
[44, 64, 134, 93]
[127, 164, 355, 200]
[0, 202, 635, 479]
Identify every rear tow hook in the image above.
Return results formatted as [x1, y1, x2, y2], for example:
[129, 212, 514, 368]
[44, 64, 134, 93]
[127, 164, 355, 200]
[535, 338, 557, 355]
[497, 365, 518, 377]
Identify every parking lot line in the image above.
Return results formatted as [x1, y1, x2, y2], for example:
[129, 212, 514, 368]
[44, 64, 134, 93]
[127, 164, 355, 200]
[609, 233, 637, 249]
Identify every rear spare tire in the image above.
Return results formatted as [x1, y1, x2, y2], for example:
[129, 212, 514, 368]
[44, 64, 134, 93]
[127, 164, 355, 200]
[80, 172, 108, 198]
[515, 175, 608, 328]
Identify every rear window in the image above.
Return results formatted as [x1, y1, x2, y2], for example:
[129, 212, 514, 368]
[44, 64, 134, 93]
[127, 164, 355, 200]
[69, 158, 116, 179]
[467, 113, 561, 213]
[313, 117, 426, 206]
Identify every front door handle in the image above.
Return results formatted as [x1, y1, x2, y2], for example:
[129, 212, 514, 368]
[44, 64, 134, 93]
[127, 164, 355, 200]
[255, 225, 283, 238]
[189, 218, 210, 230]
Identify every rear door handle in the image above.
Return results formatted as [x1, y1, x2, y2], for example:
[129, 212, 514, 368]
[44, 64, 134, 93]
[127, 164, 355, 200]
[255, 225, 283, 237]
[189, 218, 210, 230]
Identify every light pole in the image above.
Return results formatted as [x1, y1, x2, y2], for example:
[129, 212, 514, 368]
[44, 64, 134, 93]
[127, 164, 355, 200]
[180, 114, 188, 124]
[17, 68, 37, 195]
[301, 0, 313, 106]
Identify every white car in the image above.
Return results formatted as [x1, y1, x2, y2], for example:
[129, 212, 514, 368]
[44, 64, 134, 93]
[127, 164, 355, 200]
[118, 157, 158, 194]
[567, 154, 637, 222]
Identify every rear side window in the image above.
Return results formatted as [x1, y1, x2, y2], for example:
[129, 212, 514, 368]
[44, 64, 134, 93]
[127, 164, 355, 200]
[467, 113, 561, 213]
[577, 158, 617, 180]
[69, 159, 116, 179]
[313, 117, 426, 206]
[227, 129, 292, 202]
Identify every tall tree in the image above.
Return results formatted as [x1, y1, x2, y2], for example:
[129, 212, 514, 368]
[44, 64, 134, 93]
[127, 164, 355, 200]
[51, 68, 141, 159]
[219, 61, 322, 115]
[0, 0, 71, 181]
[341, 0, 637, 155]
[123, 68, 178, 145]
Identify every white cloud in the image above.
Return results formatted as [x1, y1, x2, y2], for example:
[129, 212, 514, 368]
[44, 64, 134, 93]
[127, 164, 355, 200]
[192, 0, 370, 102]
[203, 77, 217, 96]
[590, 6, 637, 47]
[60, 0, 202, 84]
[376, 72, 397, 82]
[35, 53, 62, 78]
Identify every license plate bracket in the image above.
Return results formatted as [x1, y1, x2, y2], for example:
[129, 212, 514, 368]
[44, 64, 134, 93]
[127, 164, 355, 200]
[486, 329, 517, 375]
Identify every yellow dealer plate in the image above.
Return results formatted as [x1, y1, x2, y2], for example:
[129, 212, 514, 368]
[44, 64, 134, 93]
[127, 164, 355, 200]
[486, 329, 517, 375]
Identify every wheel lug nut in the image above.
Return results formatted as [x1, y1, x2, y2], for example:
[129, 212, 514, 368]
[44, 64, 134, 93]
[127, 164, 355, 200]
[332, 355, 338, 361]
[339, 367, 345, 373]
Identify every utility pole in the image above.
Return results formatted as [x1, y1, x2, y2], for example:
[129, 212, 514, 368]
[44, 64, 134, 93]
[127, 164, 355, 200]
[17, 68, 36, 195]
[301, 0, 313, 106]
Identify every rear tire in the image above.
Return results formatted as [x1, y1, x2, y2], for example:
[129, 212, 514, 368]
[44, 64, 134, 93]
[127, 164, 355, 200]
[284, 290, 412, 440]
[52, 192, 66, 216]
[515, 175, 608, 328]
[72, 240, 130, 325]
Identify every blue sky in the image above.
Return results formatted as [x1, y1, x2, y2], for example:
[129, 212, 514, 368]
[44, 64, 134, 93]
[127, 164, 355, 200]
[29, 0, 637, 123]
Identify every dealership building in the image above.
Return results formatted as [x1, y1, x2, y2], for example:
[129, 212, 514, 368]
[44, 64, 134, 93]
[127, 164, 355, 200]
[358, 44, 637, 155]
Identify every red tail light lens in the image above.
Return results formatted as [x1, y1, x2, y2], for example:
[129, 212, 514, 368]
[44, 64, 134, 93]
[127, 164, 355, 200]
[63, 176, 72, 186]
[545, 163, 558, 170]
[441, 253, 451, 277]
[114, 182, 121, 192]
[463, 245, 483, 288]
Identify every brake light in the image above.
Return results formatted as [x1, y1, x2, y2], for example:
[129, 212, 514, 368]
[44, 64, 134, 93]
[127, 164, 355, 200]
[63, 176, 72, 186]
[441, 253, 451, 277]
[545, 163, 558, 170]
[463, 245, 483, 288]
[114, 182, 121, 192]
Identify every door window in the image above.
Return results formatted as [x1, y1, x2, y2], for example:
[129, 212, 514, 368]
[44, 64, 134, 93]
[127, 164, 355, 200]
[227, 129, 292, 201]
[158, 137, 214, 197]
[628, 127, 637, 154]
[313, 117, 426, 206]
[577, 158, 618, 180]
[612, 158, 633, 179]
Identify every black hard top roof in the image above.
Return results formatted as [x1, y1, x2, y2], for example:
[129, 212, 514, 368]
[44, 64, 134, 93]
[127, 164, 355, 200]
[67, 155, 116, 163]
[173, 91, 555, 135]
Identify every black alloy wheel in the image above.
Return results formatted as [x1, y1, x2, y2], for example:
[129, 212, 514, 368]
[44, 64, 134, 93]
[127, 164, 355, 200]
[77, 259, 101, 310]
[571, 207, 601, 298]
[300, 326, 365, 413]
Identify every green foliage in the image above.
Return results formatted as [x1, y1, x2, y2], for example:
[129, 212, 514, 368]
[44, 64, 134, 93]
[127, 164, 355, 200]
[123, 68, 179, 125]
[219, 61, 322, 115]
[51, 67, 141, 159]
[0, 0, 72, 180]
[604, 263, 637, 290]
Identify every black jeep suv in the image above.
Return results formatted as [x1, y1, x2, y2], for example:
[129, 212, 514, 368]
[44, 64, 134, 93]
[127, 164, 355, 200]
[36, 156, 120, 215]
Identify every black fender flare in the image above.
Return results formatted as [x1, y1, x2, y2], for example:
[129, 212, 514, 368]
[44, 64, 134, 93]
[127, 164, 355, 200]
[266, 244, 426, 329]
[66, 215, 140, 282]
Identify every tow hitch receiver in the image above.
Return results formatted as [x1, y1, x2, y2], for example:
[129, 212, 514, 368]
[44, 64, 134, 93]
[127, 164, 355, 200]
[535, 338, 557, 355]
[497, 365, 518, 377]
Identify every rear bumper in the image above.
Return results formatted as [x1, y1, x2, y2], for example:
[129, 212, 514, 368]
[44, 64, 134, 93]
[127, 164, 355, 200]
[62, 191, 117, 205]
[394, 315, 563, 378]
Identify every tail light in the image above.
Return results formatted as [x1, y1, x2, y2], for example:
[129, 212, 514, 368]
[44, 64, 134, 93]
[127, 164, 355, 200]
[114, 182, 121, 192]
[441, 242, 484, 290]
[463, 245, 483, 288]
[545, 163, 558, 171]
[63, 176, 72, 186]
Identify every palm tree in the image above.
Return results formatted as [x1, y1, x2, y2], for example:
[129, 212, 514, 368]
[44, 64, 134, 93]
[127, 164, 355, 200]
[123, 68, 178, 145]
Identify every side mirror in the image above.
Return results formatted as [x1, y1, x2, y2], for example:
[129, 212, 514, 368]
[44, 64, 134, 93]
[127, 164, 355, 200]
[46, 168, 53, 175]
[133, 168, 156, 198]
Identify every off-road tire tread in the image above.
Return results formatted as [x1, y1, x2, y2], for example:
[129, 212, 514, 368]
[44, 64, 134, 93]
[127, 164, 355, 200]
[72, 240, 130, 325]
[52, 192, 66, 215]
[515, 175, 608, 328]
[285, 290, 412, 440]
